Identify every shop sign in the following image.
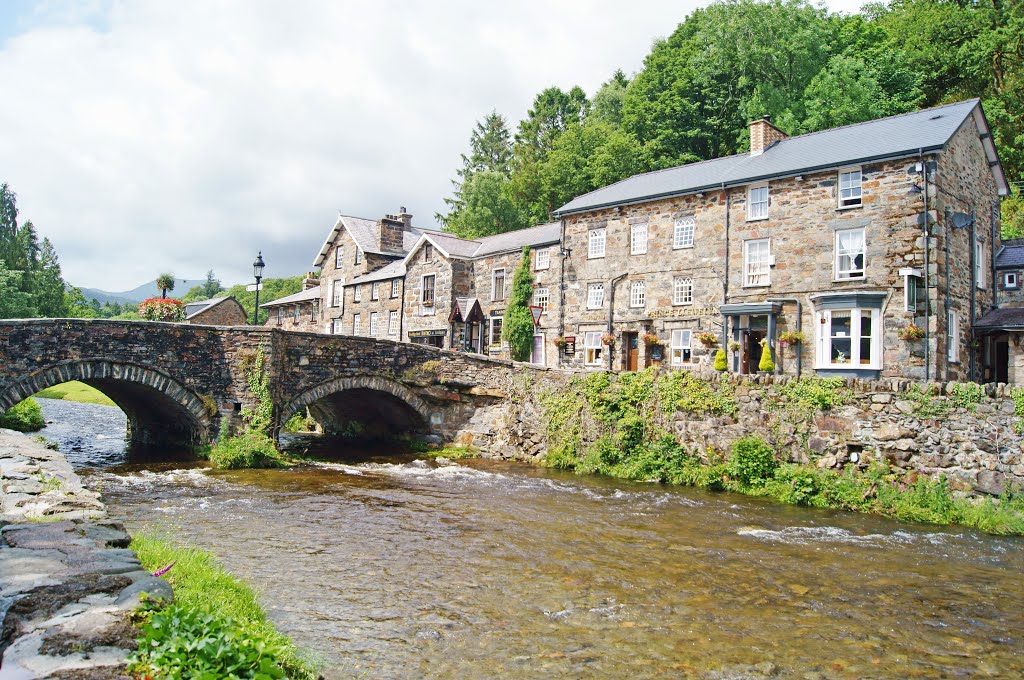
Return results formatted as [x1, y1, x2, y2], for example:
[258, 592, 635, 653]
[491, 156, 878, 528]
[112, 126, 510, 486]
[563, 336, 576, 356]
[409, 329, 447, 338]
[649, 306, 719, 320]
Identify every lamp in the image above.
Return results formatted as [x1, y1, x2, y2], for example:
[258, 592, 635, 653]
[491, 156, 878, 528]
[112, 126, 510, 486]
[907, 183, 922, 195]
[252, 252, 265, 325]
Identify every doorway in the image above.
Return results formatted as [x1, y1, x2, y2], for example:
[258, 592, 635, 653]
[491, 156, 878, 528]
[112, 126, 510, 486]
[624, 332, 639, 371]
[745, 330, 765, 374]
[996, 340, 1009, 384]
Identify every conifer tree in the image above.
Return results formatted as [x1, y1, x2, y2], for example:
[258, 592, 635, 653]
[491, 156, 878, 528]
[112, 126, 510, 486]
[502, 247, 536, 362]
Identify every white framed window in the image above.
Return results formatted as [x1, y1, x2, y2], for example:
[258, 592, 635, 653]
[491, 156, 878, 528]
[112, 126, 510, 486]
[976, 242, 986, 289]
[335, 245, 344, 268]
[838, 168, 863, 208]
[1005, 272, 1019, 289]
[352, 313, 361, 336]
[630, 280, 646, 308]
[293, 305, 300, 321]
[815, 308, 881, 369]
[533, 287, 549, 311]
[948, 310, 960, 363]
[492, 268, 506, 301]
[371, 282, 380, 300]
[535, 247, 551, 270]
[388, 310, 399, 336]
[587, 283, 605, 309]
[331, 279, 342, 307]
[311, 299, 319, 321]
[835, 228, 866, 280]
[905, 276, 919, 313]
[331, 318, 343, 334]
[747, 184, 769, 220]
[631, 222, 648, 255]
[369, 312, 378, 337]
[744, 239, 771, 286]
[584, 331, 603, 366]
[673, 277, 693, 306]
[674, 215, 695, 249]
[588, 228, 606, 258]
[355, 249, 363, 265]
[424, 243, 433, 261]
[391, 278, 401, 298]
[276, 307, 283, 324]
[421, 274, 435, 308]
[353, 284, 362, 303]
[489, 316, 503, 347]
[670, 329, 692, 366]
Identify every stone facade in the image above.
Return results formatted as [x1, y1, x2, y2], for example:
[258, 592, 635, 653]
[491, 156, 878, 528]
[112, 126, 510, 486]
[263, 276, 322, 333]
[184, 297, 248, 326]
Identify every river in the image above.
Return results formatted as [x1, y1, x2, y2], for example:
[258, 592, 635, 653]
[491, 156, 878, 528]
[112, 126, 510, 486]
[35, 397, 1024, 678]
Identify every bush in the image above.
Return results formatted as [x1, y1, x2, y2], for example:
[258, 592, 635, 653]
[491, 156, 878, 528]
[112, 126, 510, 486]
[714, 348, 727, 371]
[758, 339, 775, 372]
[207, 431, 288, 469]
[728, 436, 777, 484]
[0, 398, 45, 432]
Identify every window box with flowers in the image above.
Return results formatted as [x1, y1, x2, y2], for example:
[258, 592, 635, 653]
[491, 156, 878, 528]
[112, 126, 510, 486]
[641, 331, 661, 346]
[897, 324, 925, 341]
[697, 331, 718, 348]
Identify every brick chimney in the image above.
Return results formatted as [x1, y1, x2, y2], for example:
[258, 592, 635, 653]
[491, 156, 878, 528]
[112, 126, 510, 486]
[397, 206, 413, 228]
[749, 115, 787, 156]
[379, 211, 406, 253]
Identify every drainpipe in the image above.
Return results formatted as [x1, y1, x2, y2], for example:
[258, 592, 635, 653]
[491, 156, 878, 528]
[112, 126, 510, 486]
[992, 200, 1000, 310]
[607, 272, 628, 371]
[559, 217, 567, 361]
[944, 206, 952, 381]
[399, 277, 406, 343]
[722, 186, 730, 347]
[920, 151, 931, 382]
[970, 207, 977, 382]
[767, 297, 802, 378]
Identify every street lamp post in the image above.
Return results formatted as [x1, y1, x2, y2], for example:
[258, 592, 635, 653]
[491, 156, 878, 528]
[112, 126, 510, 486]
[252, 252, 265, 325]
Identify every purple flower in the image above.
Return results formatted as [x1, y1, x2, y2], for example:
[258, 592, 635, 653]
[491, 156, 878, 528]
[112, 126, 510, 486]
[152, 561, 176, 577]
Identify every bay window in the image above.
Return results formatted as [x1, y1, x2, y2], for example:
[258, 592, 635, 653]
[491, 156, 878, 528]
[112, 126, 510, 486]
[815, 308, 880, 369]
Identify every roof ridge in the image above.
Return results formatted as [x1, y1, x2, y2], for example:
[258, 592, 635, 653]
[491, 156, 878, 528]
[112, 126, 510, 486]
[563, 154, 743, 205]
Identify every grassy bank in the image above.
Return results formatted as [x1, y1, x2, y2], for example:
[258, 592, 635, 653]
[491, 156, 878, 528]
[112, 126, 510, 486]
[129, 532, 318, 679]
[539, 370, 1024, 535]
[34, 380, 116, 406]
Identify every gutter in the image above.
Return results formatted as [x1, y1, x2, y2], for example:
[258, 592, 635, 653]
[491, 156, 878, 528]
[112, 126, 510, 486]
[607, 272, 628, 371]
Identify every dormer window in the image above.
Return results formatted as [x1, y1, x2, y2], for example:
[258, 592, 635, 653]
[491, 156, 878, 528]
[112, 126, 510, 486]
[839, 168, 862, 208]
[747, 184, 769, 221]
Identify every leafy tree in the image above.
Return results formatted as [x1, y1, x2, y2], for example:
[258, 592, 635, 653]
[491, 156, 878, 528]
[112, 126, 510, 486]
[63, 287, 98, 318]
[592, 69, 630, 126]
[156, 273, 175, 299]
[445, 171, 528, 239]
[502, 247, 536, 362]
[0, 260, 36, 318]
[513, 86, 591, 164]
[801, 55, 890, 131]
[220, 275, 305, 325]
[1003, 188, 1024, 239]
[439, 111, 516, 230]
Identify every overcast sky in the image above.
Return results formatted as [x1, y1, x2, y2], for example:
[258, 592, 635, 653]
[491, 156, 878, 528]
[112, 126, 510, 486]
[0, 0, 867, 291]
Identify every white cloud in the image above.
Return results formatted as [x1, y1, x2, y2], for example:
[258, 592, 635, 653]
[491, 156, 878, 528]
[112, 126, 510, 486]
[0, 0, 870, 291]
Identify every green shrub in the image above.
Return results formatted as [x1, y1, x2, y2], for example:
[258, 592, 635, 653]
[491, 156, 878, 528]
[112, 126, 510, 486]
[714, 348, 727, 371]
[728, 436, 777, 484]
[207, 431, 288, 469]
[950, 381, 984, 411]
[0, 398, 45, 432]
[502, 247, 535, 361]
[283, 411, 317, 433]
[758, 339, 775, 372]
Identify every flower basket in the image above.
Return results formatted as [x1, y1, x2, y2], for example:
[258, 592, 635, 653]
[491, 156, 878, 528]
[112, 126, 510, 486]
[778, 330, 805, 347]
[641, 332, 661, 346]
[138, 297, 185, 322]
[727, 340, 741, 352]
[553, 335, 567, 349]
[601, 333, 615, 346]
[697, 331, 718, 348]
[897, 324, 925, 341]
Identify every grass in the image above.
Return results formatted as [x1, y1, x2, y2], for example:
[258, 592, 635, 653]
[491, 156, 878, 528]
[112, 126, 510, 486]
[130, 531, 318, 679]
[419, 445, 479, 460]
[33, 380, 116, 407]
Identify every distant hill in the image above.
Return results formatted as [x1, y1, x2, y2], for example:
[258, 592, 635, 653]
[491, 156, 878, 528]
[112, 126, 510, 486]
[74, 278, 206, 305]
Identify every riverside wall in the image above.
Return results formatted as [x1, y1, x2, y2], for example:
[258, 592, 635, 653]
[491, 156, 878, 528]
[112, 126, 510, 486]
[0, 428, 171, 678]
[463, 370, 1024, 496]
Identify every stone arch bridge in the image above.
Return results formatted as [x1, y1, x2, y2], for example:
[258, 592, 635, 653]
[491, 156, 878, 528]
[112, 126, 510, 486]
[0, 319, 549, 450]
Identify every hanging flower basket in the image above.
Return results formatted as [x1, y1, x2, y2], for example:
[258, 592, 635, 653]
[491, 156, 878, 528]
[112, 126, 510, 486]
[138, 297, 185, 322]
[779, 330, 805, 347]
[728, 340, 741, 352]
[897, 324, 925, 341]
[601, 333, 615, 346]
[553, 335, 567, 349]
[641, 331, 661, 346]
[697, 331, 718, 348]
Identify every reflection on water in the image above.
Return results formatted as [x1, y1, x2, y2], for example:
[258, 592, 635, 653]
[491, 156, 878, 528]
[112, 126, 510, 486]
[48, 400, 1024, 678]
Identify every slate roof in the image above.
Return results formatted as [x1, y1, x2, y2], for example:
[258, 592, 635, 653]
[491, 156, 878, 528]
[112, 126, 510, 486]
[996, 241, 1024, 270]
[313, 214, 428, 267]
[184, 297, 231, 319]
[349, 259, 406, 285]
[554, 99, 1008, 216]
[260, 286, 321, 308]
[408, 222, 561, 262]
[975, 307, 1024, 330]
[450, 297, 484, 323]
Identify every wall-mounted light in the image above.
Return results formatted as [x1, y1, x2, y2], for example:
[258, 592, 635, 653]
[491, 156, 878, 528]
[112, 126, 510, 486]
[907, 183, 922, 195]
[559, 247, 572, 257]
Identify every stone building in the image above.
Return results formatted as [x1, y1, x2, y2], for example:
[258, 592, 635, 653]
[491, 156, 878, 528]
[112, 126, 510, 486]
[184, 296, 248, 326]
[552, 99, 1009, 382]
[261, 274, 321, 332]
[976, 240, 1024, 382]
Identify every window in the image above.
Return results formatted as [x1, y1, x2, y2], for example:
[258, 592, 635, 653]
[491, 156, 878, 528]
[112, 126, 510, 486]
[371, 282, 380, 300]
[535, 247, 551, 271]
[534, 287, 549, 311]
[391, 278, 401, 298]
[631, 223, 648, 255]
[588, 228, 606, 258]
[835, 228, 865, 280]
[630, 280, 646, 308]
[332, 279, 342, 307]
[584, 331, 603, 366]
[747, 184, 769, 220]
[674, 216, 695, 249]
[369, 312, 378, 337]
[670, 329, 692, 366]
[838, 168, 862, 208]
[489, 316, 503, 346]
[1005, 272, 1019, 289]
[293, 305, 300, 321]
[587, 283, 605, 309]
[353, 284, 361, 303]
[388, 310, 399, 336]
[335, 245, 344, 268]
[948, 311, 959, 363]
[424, 243, 433, 261]
[744, 239, 771, 286]
[276, 307, 283, 325]
[331, 318, 343, 335]
[311, 299, 319, 321]
[976, 242, 986, 289]
[355, 249, 363, 265]
[352, 313, 361, 336]
[905, 275, 919, 313]
[673, 277, 693, 306]
[492, 269, 506, 301]
[421, 274, 435, 307]
[816, 309, 880, 369]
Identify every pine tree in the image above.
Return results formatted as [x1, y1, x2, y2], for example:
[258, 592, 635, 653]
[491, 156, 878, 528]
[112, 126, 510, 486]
[438, 111, 514, 229]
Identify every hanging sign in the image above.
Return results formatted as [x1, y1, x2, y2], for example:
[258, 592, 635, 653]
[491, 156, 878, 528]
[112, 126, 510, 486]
[563, 336, 576, 356]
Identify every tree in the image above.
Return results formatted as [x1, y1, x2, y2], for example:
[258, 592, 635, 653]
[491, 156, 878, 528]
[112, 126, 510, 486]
[438, 111, 515, 230]
[31, 238, 67, 317]
[1003, 188, 1024, 239]
[445, 171, 528, 239]
[513, 86, 591, 164]
[801, 55, 889, 131]
[0, 260, 36, 318]
[502, 247, 536, 362]
[592, 69, 630, 126]
[156, 273, 175, 299]
[199, 270, 223, 298]
[63, 287, 98, 318]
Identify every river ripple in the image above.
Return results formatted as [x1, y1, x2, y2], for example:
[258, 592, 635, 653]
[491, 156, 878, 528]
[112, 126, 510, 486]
[39, 399, 1024, 678]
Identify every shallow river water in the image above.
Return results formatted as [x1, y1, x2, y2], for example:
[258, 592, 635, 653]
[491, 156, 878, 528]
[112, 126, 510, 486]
[37, 398, 1024, 678]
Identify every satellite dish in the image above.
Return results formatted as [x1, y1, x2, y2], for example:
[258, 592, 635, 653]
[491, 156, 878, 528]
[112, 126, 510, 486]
[951, 212, 973, 229]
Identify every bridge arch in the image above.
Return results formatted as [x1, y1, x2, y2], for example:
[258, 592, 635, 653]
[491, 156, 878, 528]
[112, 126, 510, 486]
[282, 376, 431, 438]
[0, 359, 212, 447]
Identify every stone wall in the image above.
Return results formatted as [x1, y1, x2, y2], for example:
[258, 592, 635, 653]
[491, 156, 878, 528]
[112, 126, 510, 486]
[187, 298, 248, 326]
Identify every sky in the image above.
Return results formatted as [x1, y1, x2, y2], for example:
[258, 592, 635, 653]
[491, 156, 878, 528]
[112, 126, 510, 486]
[0, 0, 868, 292]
